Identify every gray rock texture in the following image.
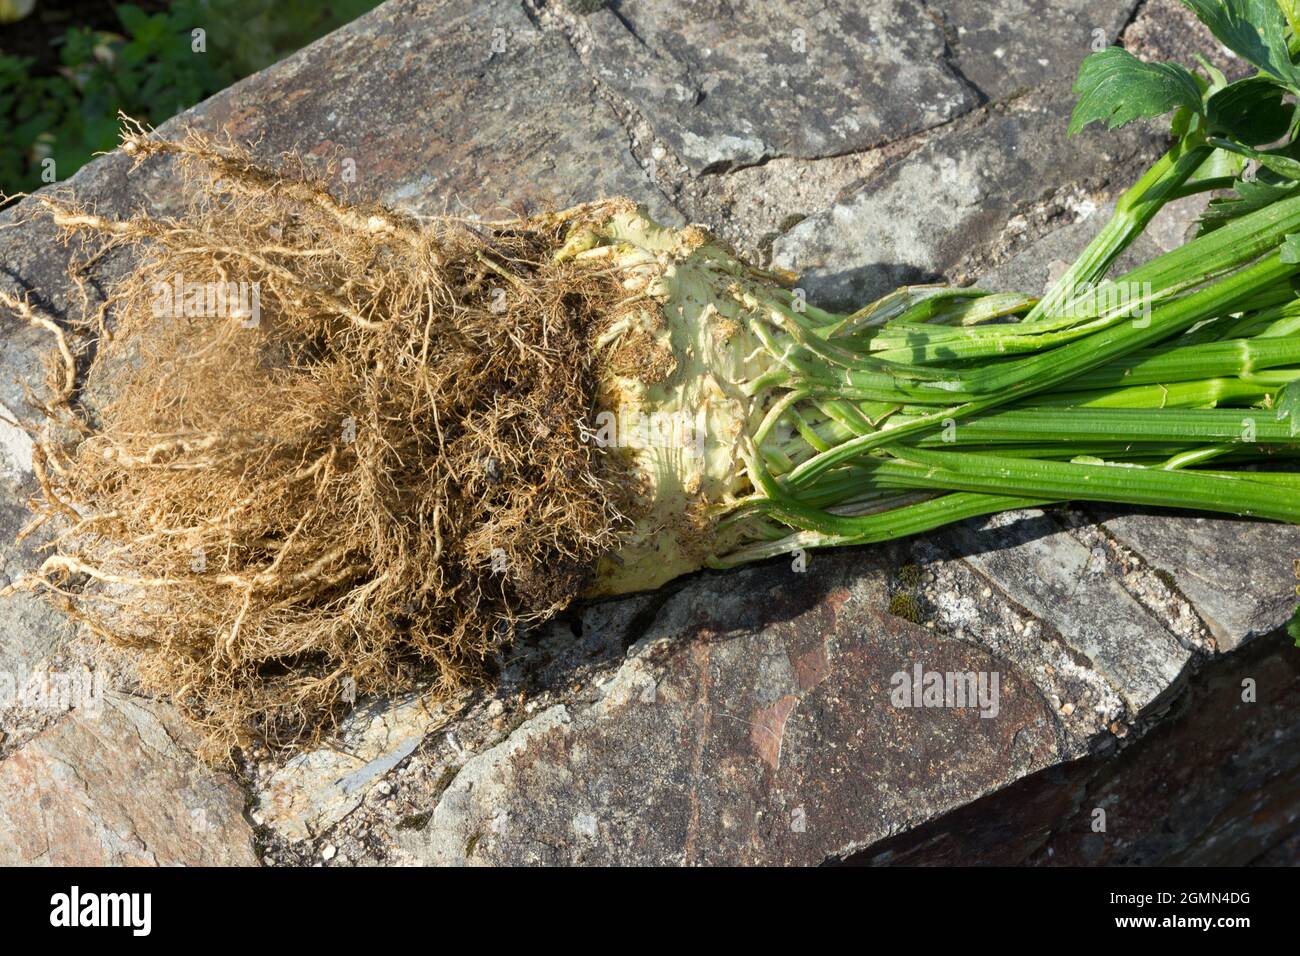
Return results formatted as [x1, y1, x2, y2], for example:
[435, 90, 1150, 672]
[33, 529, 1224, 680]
[853, 629, 1300, 865]
[771, 87, 1160, 307]
[0, 693, 258, 865]
[1, 0, 1298, 867]
[398, 552, 1068, 865]
[580, 0, 976, 172]
[1091, 512, 1300, 653]
[0, 327, 94, 755]
[937, 1, 1136, 102]
[392, 529, 1210, 866]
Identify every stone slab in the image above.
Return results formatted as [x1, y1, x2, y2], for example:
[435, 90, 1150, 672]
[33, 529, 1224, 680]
[584, 0, 977, 173]
[0, 693, 259, 865]
[772, 83, 1158, 308]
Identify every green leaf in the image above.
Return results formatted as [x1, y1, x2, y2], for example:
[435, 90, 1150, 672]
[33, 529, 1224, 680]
[1069, 48, 1204, 135]
[1208, 136, 1300, 177]
[1180, 0, 1300, 90]
[1288, 604, 1300, 647]
[116, 4, 148, 36]
[1195, 52, 1231, 91]
[1206, 75, 1294, 144]
[1198, 172, 1300, 234]
[1280, 0, 1300, 42]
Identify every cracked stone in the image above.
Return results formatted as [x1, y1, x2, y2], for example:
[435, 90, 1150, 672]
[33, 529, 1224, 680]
[252, 592, 649, 844]
[771, 82, 1159, 309]
[395, 547, 1065, 865]
[936, 0, 1139, 102]
[257, 691, 452, 841]
[192, 0, 673, 221]
[582, 0, 976, 173]
[0, 0, 674, 263]
[1, 0, 1297, 868]
[1089, 511, 1300, 653]
[854, 630, 1300, 864]
[949, 510, 1193, 716]
[0, 693, 258, 866]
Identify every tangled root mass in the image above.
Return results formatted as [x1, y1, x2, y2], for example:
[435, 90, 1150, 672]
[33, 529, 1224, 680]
[8, 125, 633, 759]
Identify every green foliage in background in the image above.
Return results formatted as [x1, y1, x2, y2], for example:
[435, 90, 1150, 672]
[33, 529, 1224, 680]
[1, 0, 381, 194]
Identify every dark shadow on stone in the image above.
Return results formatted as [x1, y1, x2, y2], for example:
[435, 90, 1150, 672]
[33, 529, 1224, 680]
[834, 627, 1300, 866]
[515, 507, 1068, 706]
[805, 261, 947, 314]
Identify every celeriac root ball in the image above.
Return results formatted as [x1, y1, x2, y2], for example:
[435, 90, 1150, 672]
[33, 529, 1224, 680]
[10, 127, 791, 758]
